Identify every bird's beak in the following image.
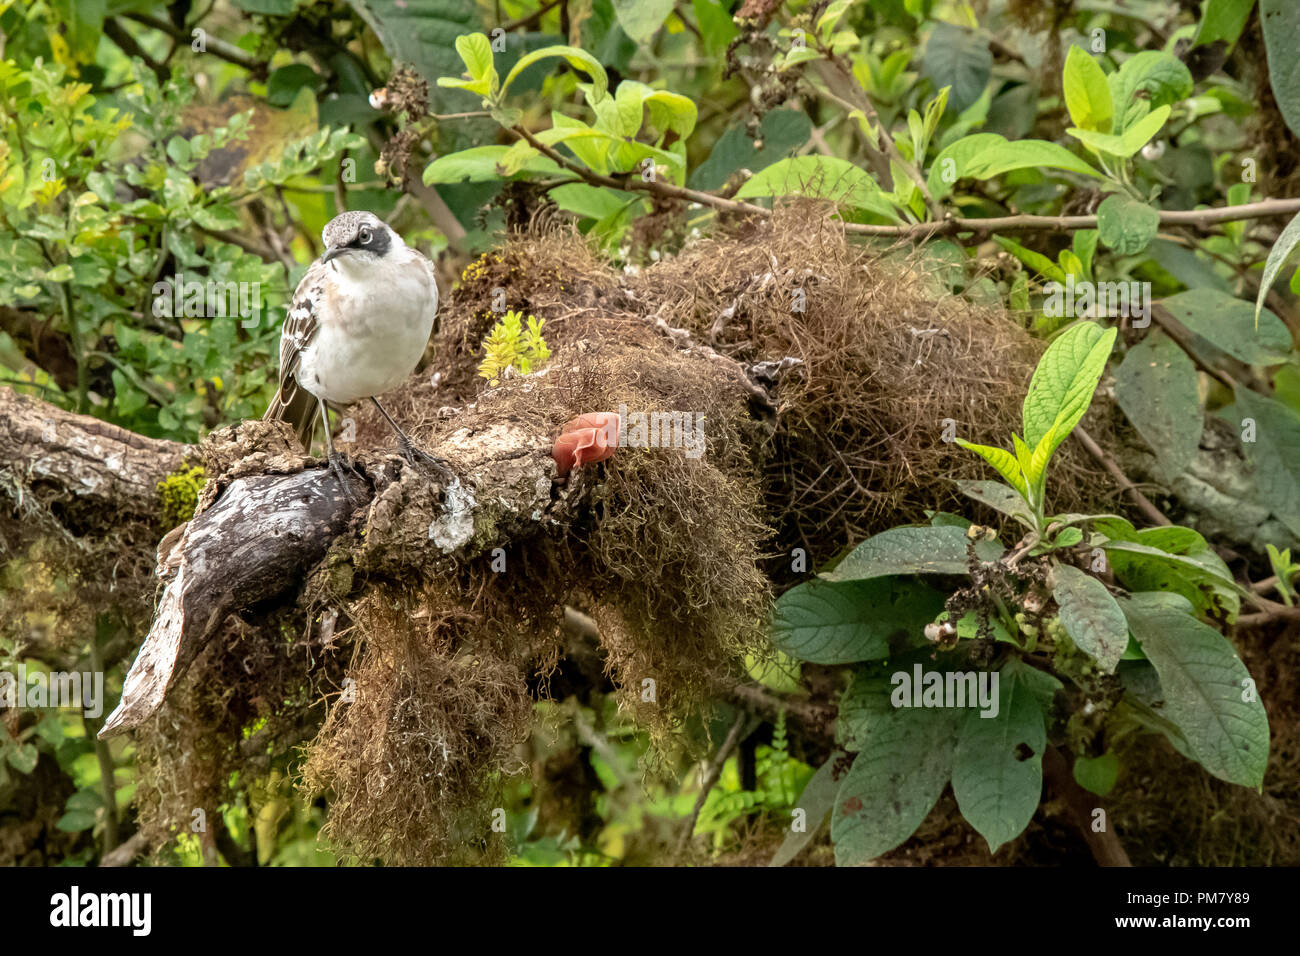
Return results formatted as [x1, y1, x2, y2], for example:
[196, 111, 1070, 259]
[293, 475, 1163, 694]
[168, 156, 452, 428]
[321, 246, 350, 264]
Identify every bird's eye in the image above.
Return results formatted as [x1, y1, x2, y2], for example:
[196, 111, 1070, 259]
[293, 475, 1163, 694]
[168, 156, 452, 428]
[359, 227, 372, 244]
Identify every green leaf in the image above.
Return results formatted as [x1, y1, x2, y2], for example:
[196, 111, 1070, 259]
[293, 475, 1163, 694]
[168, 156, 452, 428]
[501, 45, 608, 103]
[1163, 289, 1291, 365]
[1096, 194, 1160, 255]
[1254, 208, 1300, 330]
[56, 809, 99, 833]
[961, 139, 1106, 184]
[781, 46, 825, 69]
[735, 156, 900, 221]
[1114, 330, 1203, 475]
[7, 742, 38, 774]
[190, 204, 241, 231]
[822, 525, 975, 582]
[1028, 420, 1062, 497]
[836, 672, 896, 752]
[1051, 563, 1127, 673]
[1236, 388, 1300, 538]
[831, 706, 959, 864]
[927, 132, 1004, 199]
[1107, 51, 1193, 134]
[165, 135, 192, 166]
[922, 22, 991, 112]
[1102, 539, 1241, 619]
[690, 109, 812, 191]
[1073, 229, 1100, 279]
[771, 578, 946, 664]
[1068, 105, 1170, 158]
[642, 90, 697, 140]
[1073, 753, 1120, 796]
[1121, 595, 1270, 788]
[450, 33, 498, 98]
[234, 0, 294, 11]
[266, 64, 324, 108]
[769, 753, 844, 866]
[1262, 0, 1300, 139]
[1148, 239, 1234, 294]
[1012, 433, 1035, 480]
[952, 479, 1037, 529]
[422, 146, 561, 184]
[951, 666, 1047, 853]
[1063, 46, 1114, 133]
[993, 235, 1067, 285]
[344, 0, 480, 149]
[611, 0, 676, 44]
[955, 440, 1028, 499]
[547, 183, 637, 220]
[1022, 321, 1117, 459]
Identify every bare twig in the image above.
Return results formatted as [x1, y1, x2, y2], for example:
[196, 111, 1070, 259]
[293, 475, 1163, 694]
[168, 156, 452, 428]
[124, 11, 266, 77]
[1073, 426, 1171, 527]
[1150, 305, 1239, 391]
[1237, 595, 1300, 627]
[1043, 745, 1132, 866]
[676, 712, 758, 856]
[99, 831, 149, 867]
[502, 0, 563, 31]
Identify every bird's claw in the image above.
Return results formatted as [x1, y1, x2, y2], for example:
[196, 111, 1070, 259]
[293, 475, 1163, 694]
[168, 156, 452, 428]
[327, 451, 365, 504]
[399, 439, 454, 482]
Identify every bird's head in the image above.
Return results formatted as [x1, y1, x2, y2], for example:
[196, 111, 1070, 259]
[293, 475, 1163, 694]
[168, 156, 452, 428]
[320, 211, 398, 269]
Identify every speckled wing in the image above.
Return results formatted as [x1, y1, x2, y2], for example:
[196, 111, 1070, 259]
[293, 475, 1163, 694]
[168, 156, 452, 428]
[262, 260, 328, 449]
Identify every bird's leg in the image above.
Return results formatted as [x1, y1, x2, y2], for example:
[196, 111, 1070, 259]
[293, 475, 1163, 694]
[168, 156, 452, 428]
[371, 397, 454, 481]
[319, 397, 363, 502]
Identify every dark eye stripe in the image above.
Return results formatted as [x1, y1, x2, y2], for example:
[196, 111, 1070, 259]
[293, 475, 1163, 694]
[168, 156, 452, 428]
[348, 226, 390, 256]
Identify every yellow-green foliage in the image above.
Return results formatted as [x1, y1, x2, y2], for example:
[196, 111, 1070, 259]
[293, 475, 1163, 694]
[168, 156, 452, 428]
[477, 310, 551, 386]
[158, 465, 206, 527]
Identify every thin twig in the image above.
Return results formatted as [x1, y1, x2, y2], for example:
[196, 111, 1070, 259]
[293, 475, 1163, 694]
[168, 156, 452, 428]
[124, 11, 266, 77]
[502, 0, 563, 31]
[1043, 745, 1132, 866]
[1150, 305, 1239, 391]
[676, 712, 757, 856]
[1073, 426, 1171, 526]
[100, 831, 148, 867]
[1237, 595, 1300, 627]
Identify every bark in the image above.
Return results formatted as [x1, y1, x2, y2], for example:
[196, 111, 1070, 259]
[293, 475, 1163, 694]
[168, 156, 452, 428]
[99, 467, 365, 736]
[0, 386, 189, 519]
[93, 412, 563, 736]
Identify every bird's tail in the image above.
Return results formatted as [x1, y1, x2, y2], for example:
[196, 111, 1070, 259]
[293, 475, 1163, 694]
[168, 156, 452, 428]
[263, 384, 317, 452]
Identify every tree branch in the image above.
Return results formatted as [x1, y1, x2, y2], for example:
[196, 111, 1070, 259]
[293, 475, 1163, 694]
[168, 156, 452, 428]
[124, 11, 267, 78]
[508, 122, 1300, 239]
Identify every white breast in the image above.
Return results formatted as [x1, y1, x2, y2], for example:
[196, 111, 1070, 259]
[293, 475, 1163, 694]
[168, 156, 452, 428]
[298, 252, 438, 405]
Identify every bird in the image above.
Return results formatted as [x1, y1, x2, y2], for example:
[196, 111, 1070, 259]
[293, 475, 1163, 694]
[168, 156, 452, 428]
[263, 210, 451, 488]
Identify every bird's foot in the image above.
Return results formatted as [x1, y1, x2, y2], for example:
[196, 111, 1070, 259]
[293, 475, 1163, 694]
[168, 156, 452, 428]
[399, 438, 454, 482]
[327, 451, 365, 504]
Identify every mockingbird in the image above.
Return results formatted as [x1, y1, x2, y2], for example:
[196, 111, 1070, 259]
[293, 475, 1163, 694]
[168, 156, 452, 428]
[263, 210, 450, 487]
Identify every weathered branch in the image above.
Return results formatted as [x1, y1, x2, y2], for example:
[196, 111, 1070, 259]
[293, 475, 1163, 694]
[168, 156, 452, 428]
[99, 465, 365, 736]
[98, 412, 566, 736]
[0, 386, 191, 520]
